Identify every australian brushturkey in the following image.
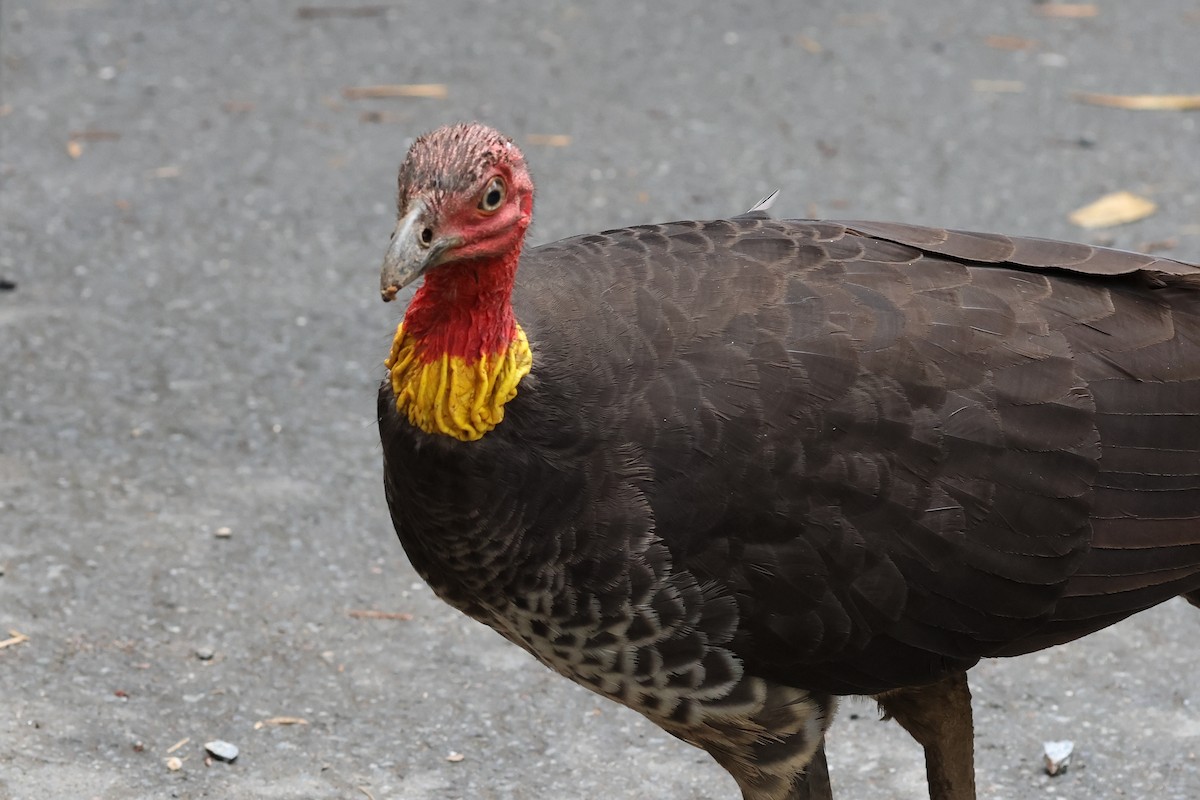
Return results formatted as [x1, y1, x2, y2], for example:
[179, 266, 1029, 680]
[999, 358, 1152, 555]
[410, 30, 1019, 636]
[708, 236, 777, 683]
[376, 122, 1200, 800]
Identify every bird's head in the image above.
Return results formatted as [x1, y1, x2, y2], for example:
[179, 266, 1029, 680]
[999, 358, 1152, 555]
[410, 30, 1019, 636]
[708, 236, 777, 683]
[378, 124, 536, 442]
[381, 122, 534, 301]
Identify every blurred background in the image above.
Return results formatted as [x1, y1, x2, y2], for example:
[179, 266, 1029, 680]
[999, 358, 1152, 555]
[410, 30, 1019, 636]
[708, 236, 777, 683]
[1, 1, 1197, 798]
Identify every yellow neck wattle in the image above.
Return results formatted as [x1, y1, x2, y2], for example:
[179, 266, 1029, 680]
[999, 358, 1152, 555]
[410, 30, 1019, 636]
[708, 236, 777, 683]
[385, 322, 533, 442]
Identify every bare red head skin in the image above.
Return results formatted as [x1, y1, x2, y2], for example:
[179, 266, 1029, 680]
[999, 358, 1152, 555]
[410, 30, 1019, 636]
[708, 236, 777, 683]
[380, 123, 535, 363]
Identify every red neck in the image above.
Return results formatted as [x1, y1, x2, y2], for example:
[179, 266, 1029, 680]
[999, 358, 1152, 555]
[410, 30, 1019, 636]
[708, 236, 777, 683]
[402, 247, 521, 363]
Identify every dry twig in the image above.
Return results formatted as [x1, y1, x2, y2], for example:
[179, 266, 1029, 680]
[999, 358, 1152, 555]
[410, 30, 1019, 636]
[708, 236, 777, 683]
[1074, 92, 1200, 111]
[1034, 4, 1098, 19]
[347, 609, 414, 621]
[342, 84, 447, 100]
[0, 630, 29, 650]
[255, 716, 309, 729]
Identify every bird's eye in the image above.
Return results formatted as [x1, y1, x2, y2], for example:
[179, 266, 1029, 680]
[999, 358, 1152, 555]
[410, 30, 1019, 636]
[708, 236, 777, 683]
[478, 176, 506, 213]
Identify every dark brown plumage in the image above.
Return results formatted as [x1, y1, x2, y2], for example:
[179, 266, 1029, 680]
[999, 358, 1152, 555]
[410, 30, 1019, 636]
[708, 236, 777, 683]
[376, 123, 1200, 800]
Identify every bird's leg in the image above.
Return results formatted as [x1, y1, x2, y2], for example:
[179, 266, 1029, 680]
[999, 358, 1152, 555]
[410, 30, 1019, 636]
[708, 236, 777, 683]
[788, 742, 832, 800]
[876, 671, 976, 800]
[701, 685, 837, 800]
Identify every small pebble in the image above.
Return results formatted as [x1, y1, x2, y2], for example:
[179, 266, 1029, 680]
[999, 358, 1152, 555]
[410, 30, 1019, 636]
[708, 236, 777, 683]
[214, 526, 232, 538]
[1043, 740, 1074, 776]
[204, 740, 239, 762]
[446, 751, 465, 762]
[165, 756, 182, 771]
[195, 646, 215, 661]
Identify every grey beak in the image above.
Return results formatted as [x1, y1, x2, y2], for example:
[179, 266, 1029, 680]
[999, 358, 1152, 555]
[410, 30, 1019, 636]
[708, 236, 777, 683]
[380, 199, 443, 302]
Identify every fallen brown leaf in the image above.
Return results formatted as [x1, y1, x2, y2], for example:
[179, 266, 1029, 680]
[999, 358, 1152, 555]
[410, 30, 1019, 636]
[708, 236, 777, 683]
[525, 134, 572, 147]
[347, 609, 414, 621]
[984, 35, 1037, 51]
[1069, 191, 1157, 229]
[1034, 4, 1098, 19]
[1073, 92, 1200, 111]
[342, 84, 447, 100]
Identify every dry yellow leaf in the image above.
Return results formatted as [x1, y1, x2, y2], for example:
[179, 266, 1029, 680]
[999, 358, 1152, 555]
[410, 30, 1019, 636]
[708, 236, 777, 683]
[1068, 191, 1157, 229]
[525, 134, 572, 147]
[1034, 4, 1098, 18]
[342, 84, 447, 100]
[1074, 92, 1200, 111]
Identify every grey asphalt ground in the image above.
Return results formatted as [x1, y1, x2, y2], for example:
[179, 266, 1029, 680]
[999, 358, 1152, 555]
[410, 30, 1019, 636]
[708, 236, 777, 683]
[2, 2, 1198, 798]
